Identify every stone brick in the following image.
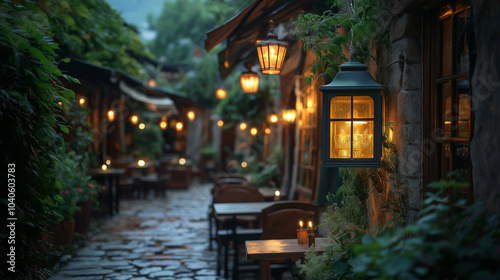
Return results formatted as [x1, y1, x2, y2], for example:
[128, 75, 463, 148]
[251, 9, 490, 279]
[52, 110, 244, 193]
[398, 144, 422, 179]
[401, 123, 422, 145]
[396, 90, 422, 124]
[402, 63, 422, 92]
[406, 178, 423, 210]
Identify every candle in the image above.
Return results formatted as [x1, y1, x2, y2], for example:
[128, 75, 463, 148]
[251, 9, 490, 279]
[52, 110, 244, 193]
[297, 220, 307, 244]
[101, 164, 107, 171]
[307, 221, 315, 246]
[274, 190, 280, 201]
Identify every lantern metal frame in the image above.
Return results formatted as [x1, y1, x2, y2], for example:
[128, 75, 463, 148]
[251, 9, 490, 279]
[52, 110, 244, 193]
[319, 58, 384, 167]
[255, 20, 288, 75]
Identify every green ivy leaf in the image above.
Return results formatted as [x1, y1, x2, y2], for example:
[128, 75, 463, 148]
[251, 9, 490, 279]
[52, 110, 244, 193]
[60, 125, 69, 134]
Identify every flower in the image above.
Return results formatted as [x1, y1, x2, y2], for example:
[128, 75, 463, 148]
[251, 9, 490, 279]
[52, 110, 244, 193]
[64, 190, 70, 196]
[89, 183, 94, 188]
[77, 187, 83, 193]
[102, 185, 107, 191]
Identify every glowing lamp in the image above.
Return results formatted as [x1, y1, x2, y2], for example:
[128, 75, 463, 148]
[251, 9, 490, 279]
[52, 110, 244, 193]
[139, 123, 146, 130]
[250, 128, 258, 136]
[217, 120, 224, 127]
[255, 20, 288, 74]
[319, 58, 383, 167]
[176, 122, 183, 131]
[160, 121, 167, 130]
[187, 111, 195, 121]
[105, 159, 111, 165]
[148, 79, 157, 87]
[265, 128, 271, 134]
[239, 122, 247, 130]
[282, 109, 296, 123]
[241, 161, 247, 168]
[130, 115, 139, 124]
[79, 97, 85, 105]
[239, 61, 259, 93]
[216, 88, 227, 100]
[179, 158, 186, 165]
[138, 160, 145, 167]
[107, 110, 115, 122]
[101, 164, 107, 171]
[269, 114, 278, 123]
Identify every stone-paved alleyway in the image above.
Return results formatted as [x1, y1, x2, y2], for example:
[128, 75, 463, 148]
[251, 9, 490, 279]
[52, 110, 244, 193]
[50, 182, 254, 280]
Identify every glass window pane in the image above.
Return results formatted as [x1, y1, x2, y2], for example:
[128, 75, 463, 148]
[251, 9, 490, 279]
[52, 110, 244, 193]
[330, 121, 351, 158]
[440, 83, 452, 137]
[456, 9, 471, 74]
[353, 121, 374, 158]
[330, 96, 351, 119]
[353, 96, 374, 118]
[458, 78, 471, 138]
[440, 17, 453, 77]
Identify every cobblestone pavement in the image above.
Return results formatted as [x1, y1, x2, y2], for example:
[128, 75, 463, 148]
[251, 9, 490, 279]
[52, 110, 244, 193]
[50, 182, 250, 280]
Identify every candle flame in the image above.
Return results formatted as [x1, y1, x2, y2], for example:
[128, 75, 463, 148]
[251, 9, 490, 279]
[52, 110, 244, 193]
[308, 221, 313, 229]
[101, 164, 107, 171]
[299, 220, 303, 228]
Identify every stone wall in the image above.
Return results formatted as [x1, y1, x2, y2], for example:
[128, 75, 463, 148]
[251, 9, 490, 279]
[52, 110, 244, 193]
[376, 1, 423, 224]
[471, 0, 500, 214]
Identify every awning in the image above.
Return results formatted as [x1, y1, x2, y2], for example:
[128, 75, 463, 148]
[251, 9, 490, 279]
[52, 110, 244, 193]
[119, 80, 178, 115]
[204, 0, 313, 79]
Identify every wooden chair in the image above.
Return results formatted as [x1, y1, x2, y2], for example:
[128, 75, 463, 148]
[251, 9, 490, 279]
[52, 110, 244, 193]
[258, 201, 320, 279]
[111, 160, 135, 199]
[212, 185, 264, 277]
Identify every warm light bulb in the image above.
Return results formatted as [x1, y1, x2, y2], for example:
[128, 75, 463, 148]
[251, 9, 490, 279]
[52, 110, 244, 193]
[240, 123, 247, 130]
[216, 88, 227, 99]
[107, 110, 115, 122]
[58, 101, 63, 106]
[308, 221, 313, 229]
[176, 122, 183, 131]
[187, 111, 195, 121]
[265, 128, 271, 134]
[269, 114, 278, 123]
[79, 98, 85, 105]
[275, 190, 280, 197]
[105, 159, 111, 165]
[241, 161, 247, 168]
[139, 123, 145, 130]
[101, 164, 107, 171]
[138, 160, 145, 167]
[250, 128, 258, 136]
[148, 79, 157, 87]
[179, 158, 186, 165]
[160, 121, 167, 130]
[217, 120, 224, 127]
[130, 115, 139, 124]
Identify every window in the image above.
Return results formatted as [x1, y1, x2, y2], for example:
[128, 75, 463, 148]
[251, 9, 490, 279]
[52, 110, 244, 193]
[423, 0, 473, 202]
[294, 73, 321, 201]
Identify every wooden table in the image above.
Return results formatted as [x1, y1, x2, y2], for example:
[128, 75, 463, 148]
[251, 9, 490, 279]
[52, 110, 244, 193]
[245, 238, 331, 260]
[213, 202, 276, 279]
[246, 238, 331, 279]
[128, 161, 155, 175]
[258, 187, 286, 201]
[87, 168, 125, 216]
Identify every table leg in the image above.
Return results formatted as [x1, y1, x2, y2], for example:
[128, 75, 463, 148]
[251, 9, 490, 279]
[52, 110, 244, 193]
[232, 215, 238, 280]
[259, 260, 271, 280]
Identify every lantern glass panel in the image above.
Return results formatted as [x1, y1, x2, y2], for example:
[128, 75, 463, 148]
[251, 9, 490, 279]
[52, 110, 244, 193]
[330, 121, 351, 158]
[353, 96, 374, 118]
[330, 96, 351, 119]
[352, 121, 374, 158]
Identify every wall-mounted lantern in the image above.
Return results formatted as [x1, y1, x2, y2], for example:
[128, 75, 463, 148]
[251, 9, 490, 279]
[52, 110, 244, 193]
[240, 61, 259, 93]
[255, 20, 287, 75]
[216, 88, 227, 100]
[319, 59, 383, 167]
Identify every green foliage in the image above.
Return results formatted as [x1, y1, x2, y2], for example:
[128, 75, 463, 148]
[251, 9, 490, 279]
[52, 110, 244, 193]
[293, 0, 390, 82]
[352, 181, 500, 280]
[132, 123, 164, 160]
[182, 50, 220, 109]
[247, 146, 283, 188]
[0, 1, 75, 278]
[206, 0, 253, 25]
[201, 144, 217, 160]
[44, 0, 152, 79]
[147, 0, 216, 62]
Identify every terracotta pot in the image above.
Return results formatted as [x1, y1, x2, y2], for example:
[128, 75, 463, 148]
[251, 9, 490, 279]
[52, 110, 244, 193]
[74, 202, 92, 235]
[52, 219, 75, 248]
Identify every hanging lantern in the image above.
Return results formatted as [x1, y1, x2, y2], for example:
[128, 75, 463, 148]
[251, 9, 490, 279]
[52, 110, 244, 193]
[250, 127, 258, 136]
[319, 58, 383, 167]
[281, 109, 296, 123]
[160, 121, 167, 130]
[187, 111, 195, 121]
[217, 120, 224, 127]
[239, 122, 247, 130]
[79, 97, 85, 106]
[107, 110, 115, 122]
[239, 61, 260, 93]
[269, 114, 278, 123]
[255, 20, 288, 75]
[216, 88, 227, 100]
